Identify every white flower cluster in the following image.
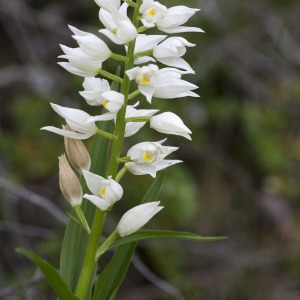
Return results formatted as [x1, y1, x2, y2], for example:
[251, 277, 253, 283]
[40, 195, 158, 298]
[42, 0, 202, 237]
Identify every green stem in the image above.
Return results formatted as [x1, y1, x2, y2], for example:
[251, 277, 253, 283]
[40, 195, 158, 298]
[125, 116, 151, 123]
[115, 166, 129, 182]
[125, 0, 137, 7]
[137, 26, 148, 33]
[110, 52, 128, 62]
[95, 231, 119, 260]
[134, 49, 153, 59]
[128, 89, 141, 100]
[75, 209, 106, 299]
[106, 1, 141, 177]
[96, 128, 117, 140]
[97, 68, 123, 84]
[118, 156, 131, 163]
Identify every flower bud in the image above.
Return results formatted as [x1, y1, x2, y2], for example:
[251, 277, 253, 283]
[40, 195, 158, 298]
[150, 112, 192, 140]
[59, 154, 82, 206]
[116, 202, 163, 237]
[64, 125, 91, 173]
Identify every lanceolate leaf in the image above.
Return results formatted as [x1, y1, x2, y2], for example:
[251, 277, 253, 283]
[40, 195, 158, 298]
[96, 230, 227, 257]
[16, 248, 79, 300]
[92, 243, 137, 300]
[93, 171, 166, 300]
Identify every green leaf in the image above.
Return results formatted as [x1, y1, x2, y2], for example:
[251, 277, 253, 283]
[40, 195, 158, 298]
[92, 171, 166, 300]
[92, 243, 136, 300]
[104, 230, 227, 252]
[16, 248, 79, 300]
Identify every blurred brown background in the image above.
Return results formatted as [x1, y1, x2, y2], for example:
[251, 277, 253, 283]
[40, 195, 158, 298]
[1, 0, 300, 299]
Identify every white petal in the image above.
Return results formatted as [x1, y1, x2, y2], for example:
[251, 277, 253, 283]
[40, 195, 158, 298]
[156, 57, 194, 73]
[83, 170, 105, 196]
[50, 103, 97, 133]
[159, 26, 204, 34]
[150, 112, 192, 140]
[138, 84, 155, 103]
[79, 91, 105, 106]
[41, 126, 94, 139]
[88, 113, 116, 122]
[117, 202, 163, 237]
[94, 0, 121, 11]
[157, 6, 200, 28]
[154, 159, 182, 172]
[99, 29, 124, 45]
[134, 34, 166, 53]
[83, 194, 111, 211]
[58, 62, 97, 77]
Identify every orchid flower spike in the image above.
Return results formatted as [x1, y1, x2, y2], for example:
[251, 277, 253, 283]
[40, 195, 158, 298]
[83, 170, 123, 211]
[116, 202, 163, 237]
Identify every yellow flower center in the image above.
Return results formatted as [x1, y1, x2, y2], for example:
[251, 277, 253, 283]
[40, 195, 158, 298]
[103, 99, 109, 108]
[100, 186, 106, 197]
[143, 151, 154, 162]
[141, 74, 150, 83]
[148, 8, 155, 18]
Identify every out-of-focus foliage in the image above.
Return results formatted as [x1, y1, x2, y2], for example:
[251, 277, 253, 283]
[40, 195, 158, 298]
[1, 0, 300, 299]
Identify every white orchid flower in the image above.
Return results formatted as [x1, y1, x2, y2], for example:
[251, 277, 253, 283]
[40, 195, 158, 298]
[150, 112, 192, 140]
[69, 25, 111, 59]
[126, 64, 199, 103]
[127, 139, 177, 163]
[83, 170, 123, 210]
[125, 139, 181, 177]
[140, 0, 204, 34]
[41, 103, 98, 139]
[101, 91, 124, 113]
[124, 104, 159, 137]
[99, 3, 137, 44]
[58, 26, 111, 77]
[79, 77, 111, 106]
[58, 47, 103, 77]
[116, 202, 163, 237]
[133, 34, 166, 65]
[94, 0, 121, 11]
[153, 37, 195, 73]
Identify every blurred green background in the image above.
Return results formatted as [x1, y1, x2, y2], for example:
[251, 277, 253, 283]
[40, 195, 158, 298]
[1, 0, 300, 299]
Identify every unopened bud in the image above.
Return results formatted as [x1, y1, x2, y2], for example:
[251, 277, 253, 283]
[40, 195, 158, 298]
[63, 125, 91, 173]
[59, 154, 82, 206]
